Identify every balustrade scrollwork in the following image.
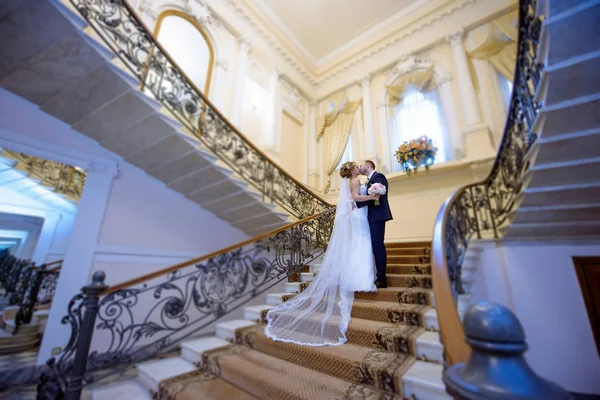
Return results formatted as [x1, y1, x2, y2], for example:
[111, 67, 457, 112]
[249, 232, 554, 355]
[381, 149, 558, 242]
[37, 208, 335, 398]
[68, 0, 329, 219]
[435, 0, 543, 299]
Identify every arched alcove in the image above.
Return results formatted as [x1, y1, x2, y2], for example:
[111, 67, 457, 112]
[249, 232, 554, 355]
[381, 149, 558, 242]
[153, 10, 215, 96]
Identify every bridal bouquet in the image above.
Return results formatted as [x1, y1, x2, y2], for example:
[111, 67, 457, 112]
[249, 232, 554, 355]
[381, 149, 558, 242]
[368, 183, 386, 206]
[394, 136, 437, 175]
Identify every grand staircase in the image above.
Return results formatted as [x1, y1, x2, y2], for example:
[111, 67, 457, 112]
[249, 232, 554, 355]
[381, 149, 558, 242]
[504, 0, 600, 239]
[89, 242, 480, 400]
[0, 0, 329, 236]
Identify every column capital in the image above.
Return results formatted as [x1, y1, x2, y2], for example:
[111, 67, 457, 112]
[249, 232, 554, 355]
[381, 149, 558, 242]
[358, 74, 371, 87]
[216, 58, 229, 71]
[445, 29, 464, 46]
[237, 36, 252, 51]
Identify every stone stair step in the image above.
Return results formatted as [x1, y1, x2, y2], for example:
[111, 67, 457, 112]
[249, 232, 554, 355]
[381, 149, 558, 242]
[0, 329, 39, 345]
[157, 369, 259, 400]
[284, 281, 310, 294]
[387, 255, 431, 264]
[386, 274, 432, 289]
[351, 300, 430, 327]
[92, 380, 151, 400]
[136, 356, 197, 393]
[424, 308, 465, 332]
[386, 241, 431, 249]
[201, 345, 403, 399]
[415, 331, 444, 364]
[388, 263, 431, 275]
[300, 272, 315, 282]
[215, 320, 257, 342]
[180, 336, 230, 366]
[402, 360, 451, 400]
[243, 304, 274, 323]
[3, 319, 40, 335]
[386, 247, 431, 256]
[355, 287, 432, 306]
[265, 292, 296, 306]
[544, 0, 600, 67]
[233, 325, 413, 395]
[262, 312, 423, 354]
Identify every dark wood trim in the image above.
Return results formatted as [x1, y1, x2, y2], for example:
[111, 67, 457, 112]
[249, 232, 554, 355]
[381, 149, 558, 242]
[572, 257, 600, 357]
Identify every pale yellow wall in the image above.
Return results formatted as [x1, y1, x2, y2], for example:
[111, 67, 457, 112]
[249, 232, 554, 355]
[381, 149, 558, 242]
[280, 111, 305, 181]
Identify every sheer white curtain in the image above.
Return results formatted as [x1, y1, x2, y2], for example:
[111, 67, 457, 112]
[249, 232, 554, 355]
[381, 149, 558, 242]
[497, 71, 513, 112]
[336, 134, 353, 169]
[389, 87, 448, 172]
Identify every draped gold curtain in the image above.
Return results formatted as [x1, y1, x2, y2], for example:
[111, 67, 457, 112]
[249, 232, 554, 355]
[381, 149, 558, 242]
[468, 13, 518, 84]
[386, 66, 438, 106]
[316, 98, 362, 193]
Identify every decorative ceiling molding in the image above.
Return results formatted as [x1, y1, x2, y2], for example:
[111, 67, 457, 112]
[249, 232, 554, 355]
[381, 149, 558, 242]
[222, 0, 319, 85]
[313, 0, 477, 85]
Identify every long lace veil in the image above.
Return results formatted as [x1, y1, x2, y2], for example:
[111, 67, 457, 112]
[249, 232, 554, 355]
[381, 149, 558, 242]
[265, 178, 355, 346]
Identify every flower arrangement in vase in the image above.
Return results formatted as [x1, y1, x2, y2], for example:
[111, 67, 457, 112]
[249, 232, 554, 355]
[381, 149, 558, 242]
[394, 136, 438, 176]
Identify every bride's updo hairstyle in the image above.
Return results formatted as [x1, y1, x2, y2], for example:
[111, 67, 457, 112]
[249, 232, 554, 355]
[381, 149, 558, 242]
[339, 161, 355, 179]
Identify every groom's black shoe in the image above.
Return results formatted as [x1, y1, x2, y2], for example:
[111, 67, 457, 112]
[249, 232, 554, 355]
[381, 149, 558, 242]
[375, 280, 387, 289]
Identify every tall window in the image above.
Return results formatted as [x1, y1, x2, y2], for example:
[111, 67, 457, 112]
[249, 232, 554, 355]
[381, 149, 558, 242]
[498, 71, 514, 111]
[336, 134, 353, 169]
[153, 11, 214, 96]
[389, 87, 448, 172]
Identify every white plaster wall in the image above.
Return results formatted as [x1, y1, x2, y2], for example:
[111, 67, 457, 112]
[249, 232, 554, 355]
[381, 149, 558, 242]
[0, 88, 250, 363]
[470, 240, 600, 395]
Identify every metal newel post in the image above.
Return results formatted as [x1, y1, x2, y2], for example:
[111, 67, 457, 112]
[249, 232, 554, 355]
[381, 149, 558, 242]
[64, 271, 107, 400]
[444, 301, 572, 399]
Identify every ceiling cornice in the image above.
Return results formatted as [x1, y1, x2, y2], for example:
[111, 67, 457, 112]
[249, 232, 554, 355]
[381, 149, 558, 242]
[221, 0, 487, 88]
[313, 0, 478, 84]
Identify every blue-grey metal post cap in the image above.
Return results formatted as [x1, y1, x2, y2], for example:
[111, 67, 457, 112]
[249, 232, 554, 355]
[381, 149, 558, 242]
[443, 301, 572, 399]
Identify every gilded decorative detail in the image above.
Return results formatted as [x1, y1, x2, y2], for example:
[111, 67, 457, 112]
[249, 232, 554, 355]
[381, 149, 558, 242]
[2, 149, 86, 202]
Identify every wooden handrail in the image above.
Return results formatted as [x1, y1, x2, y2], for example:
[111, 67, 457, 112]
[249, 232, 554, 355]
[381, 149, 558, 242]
[431, 0, 540, 366]
[99, 207, 336, 297]
[119, 1, 330, 209]
[431, 187, 473, 365]
[46, 259, 63, 268]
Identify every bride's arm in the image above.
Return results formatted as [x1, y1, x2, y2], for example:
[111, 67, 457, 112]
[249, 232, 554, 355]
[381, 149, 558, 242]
[350, 178, 378, 202]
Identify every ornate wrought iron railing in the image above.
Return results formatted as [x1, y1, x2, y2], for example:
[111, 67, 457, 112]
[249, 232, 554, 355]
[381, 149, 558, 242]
[14, 261, 62, 334]
[37, 207, 335, 399]
[68, 0, 330, 219]
[431, 0, 543, 365]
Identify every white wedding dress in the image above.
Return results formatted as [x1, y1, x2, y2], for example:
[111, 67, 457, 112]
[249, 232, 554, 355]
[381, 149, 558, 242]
[265, 178, 376, 346]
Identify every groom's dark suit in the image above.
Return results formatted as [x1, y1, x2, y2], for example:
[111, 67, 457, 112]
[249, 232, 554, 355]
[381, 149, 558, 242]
[356, 171, 393, 284]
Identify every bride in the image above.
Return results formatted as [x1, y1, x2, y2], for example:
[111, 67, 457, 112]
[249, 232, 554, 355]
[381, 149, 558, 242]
[265, 161, 379, 346]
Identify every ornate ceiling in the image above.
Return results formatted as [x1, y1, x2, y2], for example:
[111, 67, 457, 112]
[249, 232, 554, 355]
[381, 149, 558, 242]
[251, 0, 429, 60]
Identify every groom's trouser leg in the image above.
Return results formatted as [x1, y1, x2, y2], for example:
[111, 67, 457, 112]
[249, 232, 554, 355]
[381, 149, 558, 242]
[370, 221, 387, 283]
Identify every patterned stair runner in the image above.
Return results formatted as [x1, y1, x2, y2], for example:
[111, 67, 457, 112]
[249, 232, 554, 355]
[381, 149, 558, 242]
[159, 241, 434, 399]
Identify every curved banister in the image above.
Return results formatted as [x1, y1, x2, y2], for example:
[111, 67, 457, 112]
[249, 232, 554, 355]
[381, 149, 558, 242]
[69, 0, 331, 219]
[38, 206, 337, 396]
[100, 207, 336, 297]
[432, 0, 543, 365]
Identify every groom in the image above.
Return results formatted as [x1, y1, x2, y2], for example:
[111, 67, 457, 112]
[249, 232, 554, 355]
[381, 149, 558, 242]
[356, 161, 393, 288]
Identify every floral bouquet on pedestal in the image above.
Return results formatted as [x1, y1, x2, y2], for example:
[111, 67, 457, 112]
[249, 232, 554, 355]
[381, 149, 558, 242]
[394, 136, 438, 176]
[368, 183, 386, 206]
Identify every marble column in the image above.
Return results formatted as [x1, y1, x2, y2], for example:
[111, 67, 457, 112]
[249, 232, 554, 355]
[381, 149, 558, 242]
[30, 211, 60, 265]
[230, 37, 251, 126]
[264, 67, 282, 159]
[446, 30, 495, 161]
[359, 75, 378, 163]
[38, 168, 117, 365]
[307, 102, 319, 188]
[212, 58, 229, 111]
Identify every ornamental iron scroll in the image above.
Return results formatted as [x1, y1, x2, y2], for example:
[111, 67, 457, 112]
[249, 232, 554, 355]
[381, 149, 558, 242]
[37, 208, 335, 398]
[67, 0, 329, 220]
[434, 0, 542, 302]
